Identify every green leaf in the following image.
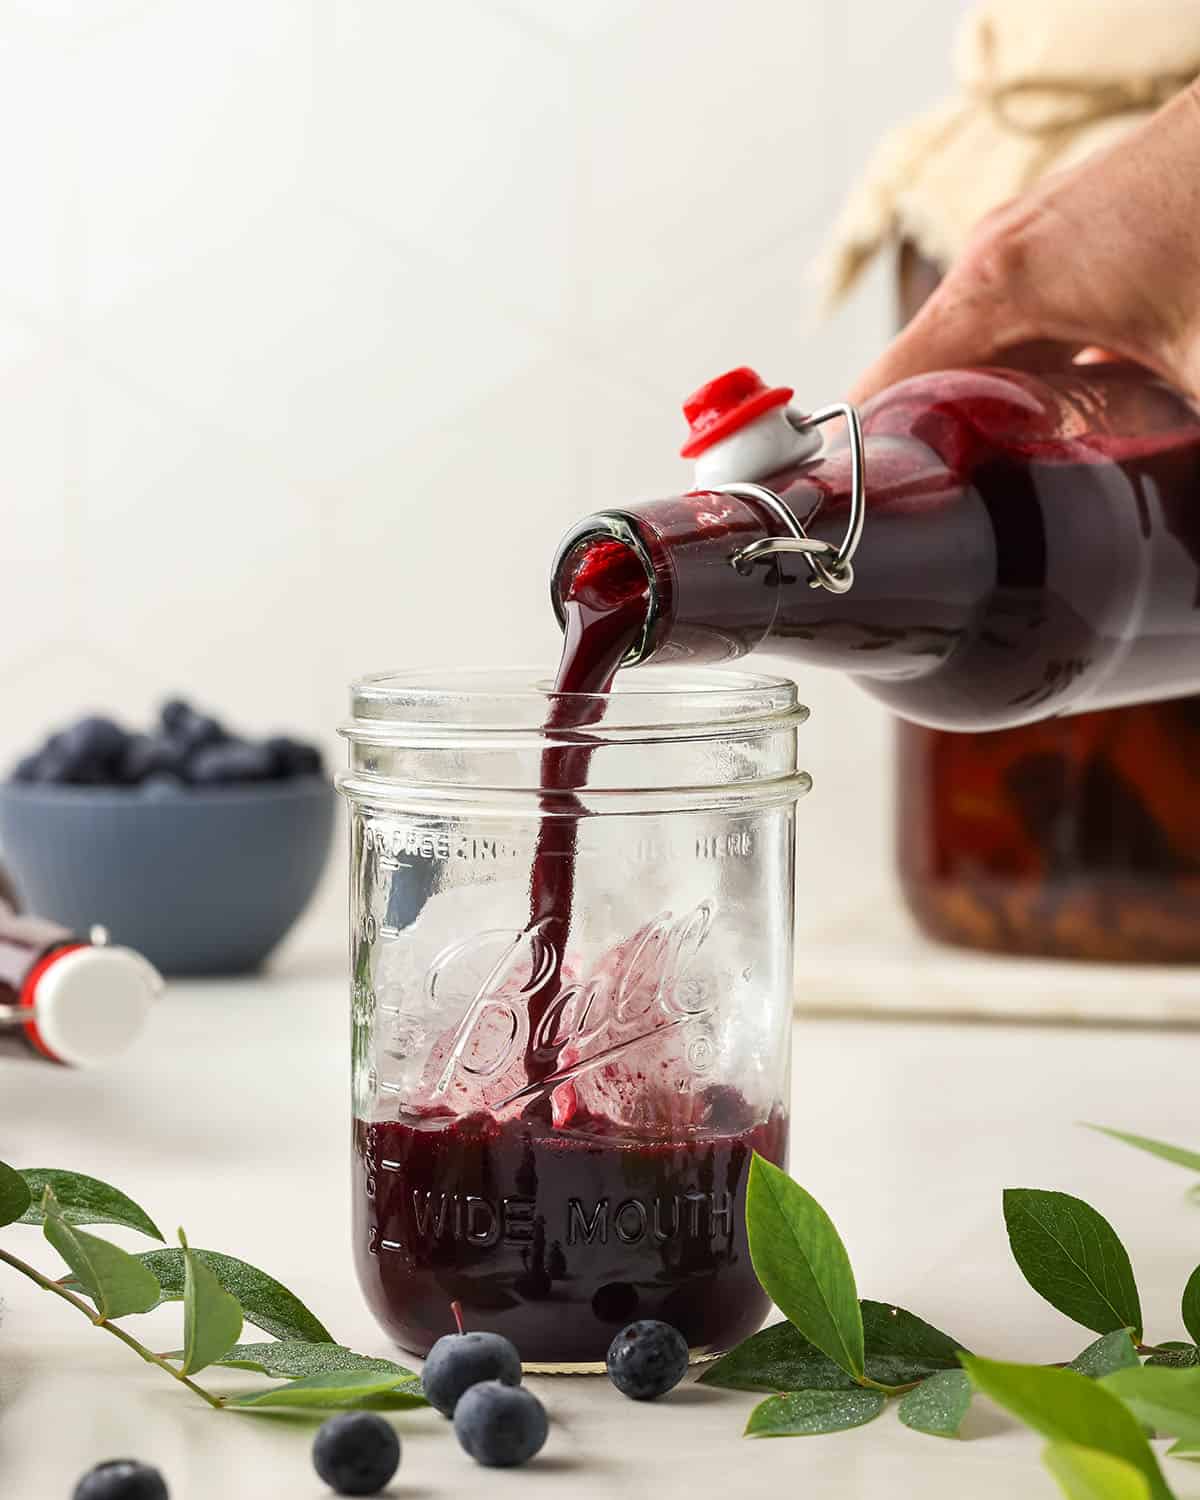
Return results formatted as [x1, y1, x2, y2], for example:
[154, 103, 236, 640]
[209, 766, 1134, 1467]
[1147, 1344, 1200, 1370]
[699, 1303, 969, 1394]
[1168, 1438, 1200, 1460]
[962, 1356, 1170, 1500]
[1044, 1443, 1153, 1500]
[1101, 1366, 1200, 1445]
[898, 1370, 972, 1438]
[18, 1169, 163, 1240]
[0, 1160, 31, 1227]
[1182, 1267, 1200, 1346]
[744, 1388, 886, 1438]
[746, 1153, 864, 1379]
[179, 1230, 243, 1375]
[134, 1249, 332, 1343]
[1084, 1125, 1200, 1175]
[1068, 1331, 1141, 1380]
[859, 1301, 970, 1385]
[227, 1369, 426, 1412]
[187, 1342, 415, 1381]
[698, 1321, 858, 1393]
[1004, 1189, 1142, 1339]
[42, 1190, 160, 1320]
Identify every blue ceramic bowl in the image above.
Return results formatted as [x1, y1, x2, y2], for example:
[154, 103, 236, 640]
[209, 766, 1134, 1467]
[0, 777, 336, 975]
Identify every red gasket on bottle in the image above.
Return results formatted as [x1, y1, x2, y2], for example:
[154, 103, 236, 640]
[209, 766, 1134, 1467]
[19, 943, 87, 1063]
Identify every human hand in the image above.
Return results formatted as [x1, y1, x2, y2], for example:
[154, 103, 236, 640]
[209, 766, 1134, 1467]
[849, 82, 1200, 405]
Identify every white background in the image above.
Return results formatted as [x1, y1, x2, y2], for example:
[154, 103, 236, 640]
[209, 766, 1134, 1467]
[0, 0, 963, 954]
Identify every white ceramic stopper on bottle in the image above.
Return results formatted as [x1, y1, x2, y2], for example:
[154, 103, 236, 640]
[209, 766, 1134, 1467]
[680, 365, 820, 486]
[27, 944, 161, 1067]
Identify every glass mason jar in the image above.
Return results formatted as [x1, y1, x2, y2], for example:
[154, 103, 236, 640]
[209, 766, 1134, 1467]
[338, 666, 808, 1370]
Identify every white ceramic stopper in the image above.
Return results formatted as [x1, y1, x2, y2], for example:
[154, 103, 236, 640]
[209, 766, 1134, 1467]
[32, 946, 161, 1067]
[692, 405, 822, 488]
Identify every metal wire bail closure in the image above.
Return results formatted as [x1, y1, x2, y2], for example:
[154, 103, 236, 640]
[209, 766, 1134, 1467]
[718, 401, 865, 594]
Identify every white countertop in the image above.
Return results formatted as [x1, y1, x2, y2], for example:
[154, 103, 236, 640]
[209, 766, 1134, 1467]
[798, 901, 1200, 1025]
[4, 958, 1200, 1499]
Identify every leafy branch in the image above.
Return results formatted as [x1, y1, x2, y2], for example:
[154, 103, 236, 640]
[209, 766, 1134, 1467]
[702, 1124, 1200, 1499]
[0, 1232, 225, 1411]
[0, 1159, 425, 1416]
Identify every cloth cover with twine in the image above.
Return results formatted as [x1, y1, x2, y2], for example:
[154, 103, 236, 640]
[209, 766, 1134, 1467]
[824, 0, 1200, 303]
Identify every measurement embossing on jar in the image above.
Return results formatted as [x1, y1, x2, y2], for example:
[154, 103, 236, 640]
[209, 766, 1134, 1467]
[364, 821, 526, 865]
[630, 830, 756, 864]
[696, 829, 754, 860]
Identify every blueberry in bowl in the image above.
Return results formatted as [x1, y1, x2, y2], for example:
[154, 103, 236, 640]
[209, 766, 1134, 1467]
[0, 701, 335, 975]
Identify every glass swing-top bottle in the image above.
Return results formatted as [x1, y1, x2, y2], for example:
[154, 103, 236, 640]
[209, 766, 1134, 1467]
[551, 360, 1200, 732]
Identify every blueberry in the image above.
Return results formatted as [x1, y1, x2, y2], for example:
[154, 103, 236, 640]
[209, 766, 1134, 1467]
[40, 742, 102, 784]
[187, 741, 274, 785]
[11, 752, 41, 782]
[67, 715, 128, 762]
[421, 1328, 522, 1417]
[51, 716, 128, 783]
[453, 1381, 548, 1468]
[164, 707, 226, 755]
[515, 1262, 552, 1300]
[32, 744, 73, 784]
[592, 1281, 639, 1325]
[265, 734, 324, 778]
[67, 758, 111, 785]
[119, 735, 187, 785]
[73, 1458, 168, 1500]
[140, 772, 186, 799]
[159, 699, 192, 733]
[605, 1319, 689, 1401]
[312, 1412, 400, 1496]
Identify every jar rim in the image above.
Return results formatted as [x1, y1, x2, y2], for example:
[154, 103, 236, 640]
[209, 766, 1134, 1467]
[343, 664, 808, 737]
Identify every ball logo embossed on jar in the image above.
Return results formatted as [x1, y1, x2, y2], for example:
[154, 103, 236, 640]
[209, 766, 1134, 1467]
[427, 901, 716, 1108]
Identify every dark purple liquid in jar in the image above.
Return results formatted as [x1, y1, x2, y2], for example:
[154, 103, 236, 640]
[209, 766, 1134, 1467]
[354, 1098, 785, 1365]
[353, 539, 789, 1363]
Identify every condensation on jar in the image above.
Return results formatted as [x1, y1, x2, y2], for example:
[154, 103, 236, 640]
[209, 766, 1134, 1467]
[0, 899, 161, 1066]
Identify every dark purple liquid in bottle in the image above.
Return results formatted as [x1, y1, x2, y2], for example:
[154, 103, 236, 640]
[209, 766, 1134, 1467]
[553, 363, 1200, 732]
[353, 538, 787, 1364]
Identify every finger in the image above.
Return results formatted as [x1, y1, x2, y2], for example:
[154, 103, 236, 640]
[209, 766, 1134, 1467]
[1072, 345, 1122, 365]
[848, 269, 1036, 405]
